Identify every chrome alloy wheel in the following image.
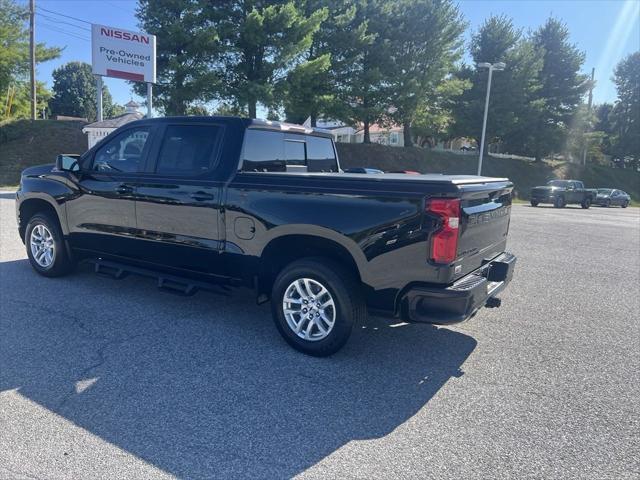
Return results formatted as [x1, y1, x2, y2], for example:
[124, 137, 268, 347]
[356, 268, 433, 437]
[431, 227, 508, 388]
[282, 278, 336, 341]
[30, 224, 55, 268]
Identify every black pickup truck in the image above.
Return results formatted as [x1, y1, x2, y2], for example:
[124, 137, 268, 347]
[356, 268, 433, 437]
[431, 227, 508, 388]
[530, 180, 597, 208]
[15, 116, 516, 356]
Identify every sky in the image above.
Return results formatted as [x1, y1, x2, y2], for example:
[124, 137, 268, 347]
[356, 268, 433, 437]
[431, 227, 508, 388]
[21, 0, 640, 109]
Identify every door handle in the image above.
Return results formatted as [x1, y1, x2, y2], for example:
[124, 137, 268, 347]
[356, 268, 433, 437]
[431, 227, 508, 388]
[189, 191, 215, 201]
[116, 184, 134, 194]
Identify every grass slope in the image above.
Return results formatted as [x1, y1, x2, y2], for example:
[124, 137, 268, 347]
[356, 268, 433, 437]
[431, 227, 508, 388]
[0, 119, 87, 186]
[337, 143, 640, 203]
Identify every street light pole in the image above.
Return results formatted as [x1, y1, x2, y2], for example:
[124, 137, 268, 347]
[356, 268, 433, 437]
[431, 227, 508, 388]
[476, 62, 505, 176]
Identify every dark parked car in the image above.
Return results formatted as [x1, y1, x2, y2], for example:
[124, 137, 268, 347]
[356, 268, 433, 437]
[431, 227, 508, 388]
[594, 189, 631, 208]
[343, 167, 384, 174]
[388, 170, 421, 175]
[530, 180, 597, 208]
[16, 116, 516, 356]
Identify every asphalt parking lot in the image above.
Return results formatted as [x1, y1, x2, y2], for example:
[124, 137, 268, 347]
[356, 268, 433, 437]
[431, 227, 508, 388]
[1, 194, 639, 479]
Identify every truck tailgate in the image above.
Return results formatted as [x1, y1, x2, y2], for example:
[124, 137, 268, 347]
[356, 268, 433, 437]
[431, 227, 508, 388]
[455, 181, 513, 278]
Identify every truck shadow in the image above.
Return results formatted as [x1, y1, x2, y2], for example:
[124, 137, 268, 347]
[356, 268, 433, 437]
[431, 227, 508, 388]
[0, 259, 477, 478]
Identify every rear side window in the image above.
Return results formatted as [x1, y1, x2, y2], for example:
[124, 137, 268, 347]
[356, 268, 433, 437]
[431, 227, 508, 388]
[306, 136, 337, 172]
[241, 130, 285, 172]
[156, 125, 221, 176]
[241, 129, 338, 173]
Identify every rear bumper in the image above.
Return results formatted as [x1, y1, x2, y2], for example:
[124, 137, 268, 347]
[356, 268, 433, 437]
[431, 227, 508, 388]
[401, 252, 516, 325]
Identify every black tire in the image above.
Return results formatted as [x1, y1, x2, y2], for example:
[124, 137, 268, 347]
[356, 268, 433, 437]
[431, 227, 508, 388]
[25, 212, 74, 277]
[604, 199, 611, 208]
[581, 198, 591, 209]
[554, 196, 566, 208]
[530, 200, 539, 207]
[270, 258, 366, 356]
[622, 202, 628, 208]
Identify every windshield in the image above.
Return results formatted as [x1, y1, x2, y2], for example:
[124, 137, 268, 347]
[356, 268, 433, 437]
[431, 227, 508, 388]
[547, 180, 570, 187]
[597, 189, 613, 195]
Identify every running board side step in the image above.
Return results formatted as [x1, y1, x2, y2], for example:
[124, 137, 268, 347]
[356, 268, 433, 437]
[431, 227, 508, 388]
[87, 259, 231, 297]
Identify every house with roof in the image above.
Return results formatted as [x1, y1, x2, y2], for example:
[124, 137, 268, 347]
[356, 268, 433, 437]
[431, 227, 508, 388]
[302, 117, 358, 144]
[354, 123, 405, 147]
[82, 100, 145, 149]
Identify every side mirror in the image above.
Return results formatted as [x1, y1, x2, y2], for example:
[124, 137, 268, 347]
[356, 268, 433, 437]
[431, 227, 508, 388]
[56, 154, 81, 172]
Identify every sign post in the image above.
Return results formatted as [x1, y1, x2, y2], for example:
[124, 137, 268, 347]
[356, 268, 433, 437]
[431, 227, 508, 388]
[147, 82, 153, 118]
[91, 24, 156, 118]
[95, 75, 103, 121]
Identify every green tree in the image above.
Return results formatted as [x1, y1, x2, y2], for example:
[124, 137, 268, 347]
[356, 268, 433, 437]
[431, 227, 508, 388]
[136, 0, 222, 115]
[49, 62, 122, 121]
[525, 18, 588, 161]
[610, 52, 639, 164]
[328, 0, 386, 143]
[1, 0, 61, 118]
[411, 76, 470, 147]
[210, 0, 326, 119]
[383, 0, 466, 146]
[594, 103, 615, 155]
[450, 15, 542, 154]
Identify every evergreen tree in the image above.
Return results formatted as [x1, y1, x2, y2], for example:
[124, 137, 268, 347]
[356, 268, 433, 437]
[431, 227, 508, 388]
[0, 0, 61, 119]
[210, 0, 326, 119]
[328, 0, 386, 143]
[136, 0, 222, 115]
[610, 52, 639, 164]
[525, 18, 588, 161]
[450, 15, 542, 154]
[383, 0, 466, 146]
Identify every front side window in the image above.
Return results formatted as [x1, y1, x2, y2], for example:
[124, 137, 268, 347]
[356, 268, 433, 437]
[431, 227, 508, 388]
[92, 127, 150, 173]
[156, 125, 221, 176]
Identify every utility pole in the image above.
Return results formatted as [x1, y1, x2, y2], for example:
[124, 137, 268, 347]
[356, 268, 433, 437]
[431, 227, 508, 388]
[29, 0, 36, 120]
[582, 67, 595, 166]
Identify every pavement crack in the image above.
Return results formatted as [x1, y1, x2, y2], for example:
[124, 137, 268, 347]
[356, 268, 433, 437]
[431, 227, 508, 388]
[55, 323, 169, 410]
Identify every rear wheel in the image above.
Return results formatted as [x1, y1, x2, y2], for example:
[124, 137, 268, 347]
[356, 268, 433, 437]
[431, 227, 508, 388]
[25, 213, 74, 277]
[530, 200, 539, 207]
[271, 258, 366, 356]
[554, 196, 566, 208]
[581, 198, 591, 209]
[622, 201, 629, 208]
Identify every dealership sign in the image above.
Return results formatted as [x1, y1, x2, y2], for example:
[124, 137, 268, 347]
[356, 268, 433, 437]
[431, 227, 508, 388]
[91, 24, 156, 83]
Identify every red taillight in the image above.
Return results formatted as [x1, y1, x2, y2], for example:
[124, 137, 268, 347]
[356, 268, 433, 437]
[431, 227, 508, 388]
[426, 198, 460, 264]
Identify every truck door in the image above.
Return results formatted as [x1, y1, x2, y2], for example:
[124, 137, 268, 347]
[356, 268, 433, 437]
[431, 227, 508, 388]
[132, 122, 227, 277]
[66, 126, 153, 257]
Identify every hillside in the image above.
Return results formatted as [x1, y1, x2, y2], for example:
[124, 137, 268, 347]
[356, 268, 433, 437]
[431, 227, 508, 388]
[0, 120, 87, 186]
[337, 143, 640, 203]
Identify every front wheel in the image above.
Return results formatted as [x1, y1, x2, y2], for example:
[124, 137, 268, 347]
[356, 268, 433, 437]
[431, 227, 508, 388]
[271, 258, 366, 356]
[622, 201, 628, 208]
[581, 198, 591, 209]
[554, 196, 566, 208]
[530, 200, 539, 207]
[25, 213, 74, 277]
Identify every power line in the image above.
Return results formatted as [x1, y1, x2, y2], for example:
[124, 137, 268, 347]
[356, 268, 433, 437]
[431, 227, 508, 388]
[38, 23, 90, 42]
[36, 12, 92, 32]
[37, 6, 93, 25]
